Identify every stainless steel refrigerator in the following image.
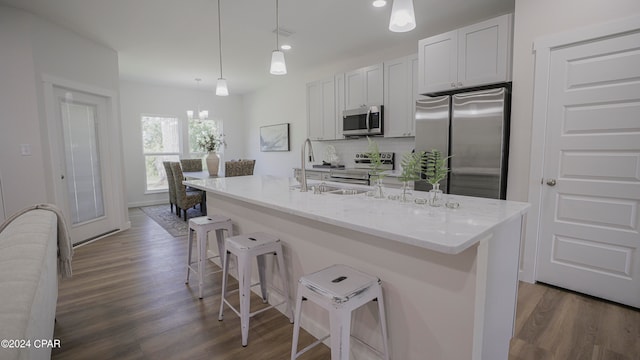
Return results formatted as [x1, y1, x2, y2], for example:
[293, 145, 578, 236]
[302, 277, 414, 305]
[414, 86, 510, 199]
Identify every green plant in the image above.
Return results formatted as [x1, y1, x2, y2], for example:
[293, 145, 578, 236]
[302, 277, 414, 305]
[398, 151, 426, 183]
[366, 137, 385, 181]
[424, 149, 451, 186]
[196, 132, 226, 153]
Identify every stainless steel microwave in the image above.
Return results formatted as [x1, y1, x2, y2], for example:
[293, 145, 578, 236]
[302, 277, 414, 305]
[342, 105, 383, 137]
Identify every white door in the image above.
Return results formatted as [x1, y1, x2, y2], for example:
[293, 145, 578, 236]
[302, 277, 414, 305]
[536, 30, 640, 307]
[51, 86, 118, 245]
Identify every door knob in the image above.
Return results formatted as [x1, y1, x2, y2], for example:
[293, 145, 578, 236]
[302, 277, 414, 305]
[546, 179, 556, 186]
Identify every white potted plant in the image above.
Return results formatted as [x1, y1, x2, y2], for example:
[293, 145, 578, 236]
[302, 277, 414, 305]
[397, 151, 426, 202]
[366, 138, 386, 199]
[197, 132, 226, 176]
[424, 149, 451, 207]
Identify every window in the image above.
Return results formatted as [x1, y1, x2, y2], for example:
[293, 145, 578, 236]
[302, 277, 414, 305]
[187, 119, 224, 172]
[141, 115, 180, 192]
[188, 119, 223, 156]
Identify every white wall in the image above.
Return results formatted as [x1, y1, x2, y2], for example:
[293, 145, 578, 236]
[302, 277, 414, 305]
[120, 80, 246, 207]
[243, 42, 420, 177]
[0, 5, 126, 229]
[0, 6, 47, 218]
[510, 0, 640, 281]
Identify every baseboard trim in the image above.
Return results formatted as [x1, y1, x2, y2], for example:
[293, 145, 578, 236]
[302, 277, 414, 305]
[128, 200, 168, 208]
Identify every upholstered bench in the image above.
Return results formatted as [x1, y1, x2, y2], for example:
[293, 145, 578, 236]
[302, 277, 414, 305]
[0, 209, 63, 360]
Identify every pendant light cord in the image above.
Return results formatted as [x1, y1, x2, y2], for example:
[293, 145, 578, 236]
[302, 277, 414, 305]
[218, 0, 223, 78]
[275, 0, 279, 49]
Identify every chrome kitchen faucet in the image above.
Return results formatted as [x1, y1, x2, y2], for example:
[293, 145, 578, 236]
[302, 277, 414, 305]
[300, 138, 315, 192]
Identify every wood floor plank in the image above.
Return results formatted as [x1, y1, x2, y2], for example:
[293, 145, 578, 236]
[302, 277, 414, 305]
[52, 209, 640, 360]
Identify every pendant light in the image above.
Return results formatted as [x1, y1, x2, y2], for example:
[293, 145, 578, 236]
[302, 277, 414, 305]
[216, 0, 229, 96]
[269, 0, 287, 75]
[187, 78, 209, 120]
[389, 0, 416, 32]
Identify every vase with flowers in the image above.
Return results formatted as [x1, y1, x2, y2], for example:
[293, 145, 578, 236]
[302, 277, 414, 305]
[197, 132, 226, 176]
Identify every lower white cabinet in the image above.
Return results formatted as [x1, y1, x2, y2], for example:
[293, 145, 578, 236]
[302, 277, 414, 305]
[293, 169, 330, 183]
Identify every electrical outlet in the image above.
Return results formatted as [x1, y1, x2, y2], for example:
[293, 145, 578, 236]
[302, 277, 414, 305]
[20, 144, 32, 156]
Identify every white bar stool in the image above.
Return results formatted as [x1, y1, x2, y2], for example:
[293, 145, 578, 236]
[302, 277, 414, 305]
[185, 215, 233, 299]
[290, 264, 390, 360]
[218, 232, 293, 347]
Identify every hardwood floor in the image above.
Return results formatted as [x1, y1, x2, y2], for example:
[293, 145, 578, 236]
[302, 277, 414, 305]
[52, 208, 639, 359]
[511, 282, 639, 360]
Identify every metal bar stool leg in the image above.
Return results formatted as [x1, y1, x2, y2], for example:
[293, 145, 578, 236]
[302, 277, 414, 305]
[290, 286, 305, 360]
[376, 285, 390, 360]
[185, 228, 194, 283]
[329, 308, 351, 359]
[218, 249, 231, 321]
[256, 254, 268, 303]
[197, 227, 206, 299]
[238, 251, 252, 347]
[275, 247, 294, 322]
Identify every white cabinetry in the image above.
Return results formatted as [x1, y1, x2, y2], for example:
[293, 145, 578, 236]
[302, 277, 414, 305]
[345, 63, 383, 110]
[335, 73, 345, 139]
[418, 14, 512, 94]
[293, 169, 331, 182]
[384, 54, 418, 137]
[306, 77, 336, 140]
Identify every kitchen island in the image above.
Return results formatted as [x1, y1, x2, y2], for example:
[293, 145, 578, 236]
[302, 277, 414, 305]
[184, 175, 529, 360]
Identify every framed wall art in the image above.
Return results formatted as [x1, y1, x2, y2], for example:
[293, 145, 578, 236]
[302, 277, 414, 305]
[260, 123, 290, 152]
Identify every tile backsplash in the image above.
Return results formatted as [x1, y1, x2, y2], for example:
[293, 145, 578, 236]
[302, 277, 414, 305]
[311, 137, 415, 170]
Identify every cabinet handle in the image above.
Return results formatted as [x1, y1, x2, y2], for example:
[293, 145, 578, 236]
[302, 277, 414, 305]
[457, 82, 463, 87]
[451, 82, 456, 88]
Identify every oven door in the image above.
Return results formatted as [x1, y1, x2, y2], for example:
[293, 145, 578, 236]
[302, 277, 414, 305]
[329, 169, 370, 185]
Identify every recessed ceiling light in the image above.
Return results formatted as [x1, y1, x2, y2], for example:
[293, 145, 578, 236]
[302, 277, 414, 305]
[281, 44, 292, 50]
[372, 0, 387, 7]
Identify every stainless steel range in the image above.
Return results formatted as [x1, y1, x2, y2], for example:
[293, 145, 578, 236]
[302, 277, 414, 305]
[328, 152, 394, 185]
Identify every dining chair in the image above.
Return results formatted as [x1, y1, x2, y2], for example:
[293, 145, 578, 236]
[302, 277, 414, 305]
[169, 162, 204, 221]
[225, 159, 256, 177]
[180, 158, 203, 172]
[162, 161, 177, 214]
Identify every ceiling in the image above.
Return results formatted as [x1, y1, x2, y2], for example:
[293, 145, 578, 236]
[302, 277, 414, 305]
[1, 0, 515, 94]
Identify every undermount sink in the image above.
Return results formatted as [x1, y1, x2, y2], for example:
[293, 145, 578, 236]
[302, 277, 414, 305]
[325, 188, 368, 196]
[290, 183, 366, 195]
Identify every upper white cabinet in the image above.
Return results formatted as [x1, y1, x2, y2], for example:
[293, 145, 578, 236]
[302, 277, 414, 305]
[384, 54, 418, 137]
[418, 14, 513, 94]
[345, 63, 383, 110]
[334, 73, 345, 139]
[306, 77, 336, 140]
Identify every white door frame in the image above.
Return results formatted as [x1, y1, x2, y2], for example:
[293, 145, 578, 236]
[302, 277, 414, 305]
[523, 14, 640, 283]
[0, 169, 5, 222]
[41, 74, 129, 244]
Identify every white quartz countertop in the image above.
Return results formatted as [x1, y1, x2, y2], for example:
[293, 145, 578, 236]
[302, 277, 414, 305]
[184, 175, 530, 255]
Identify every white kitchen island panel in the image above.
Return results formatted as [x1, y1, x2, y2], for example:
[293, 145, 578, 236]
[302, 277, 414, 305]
[184, 175, 529, 360]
